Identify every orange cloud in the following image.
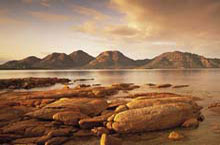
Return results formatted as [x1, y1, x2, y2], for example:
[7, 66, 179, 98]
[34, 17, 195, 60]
[111, 0, 220, 44]
[71, 4, 108, 21]
[72, 21, 97, 34]
[30, 11, 70, 21]
[104, 25, 139, 36]
[72, 21, 141, 43]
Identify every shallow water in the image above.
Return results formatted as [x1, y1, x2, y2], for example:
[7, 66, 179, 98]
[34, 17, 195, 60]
[0, 69, 220, 145]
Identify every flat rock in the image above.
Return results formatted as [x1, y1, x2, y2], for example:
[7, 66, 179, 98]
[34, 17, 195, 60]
[2, 119, 52, 137]
[26, 108, 68, 120]
[45, 98, 108, 116]
[53, 111, 89, 125]
[26, 98, 108, 121]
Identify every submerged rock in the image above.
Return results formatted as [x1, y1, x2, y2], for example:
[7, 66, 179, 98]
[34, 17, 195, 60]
[0, 77, 70, 90]
[157, 84, 172, 88]
[173, 85, 189, 88]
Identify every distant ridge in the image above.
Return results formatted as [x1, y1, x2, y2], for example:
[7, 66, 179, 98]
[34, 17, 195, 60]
[141, 51, 220, 69]
[0, 50, 220, 69]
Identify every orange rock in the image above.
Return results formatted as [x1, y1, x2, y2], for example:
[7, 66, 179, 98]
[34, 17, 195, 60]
[182, 118, 199, 128]
[168, 131, 184, 140]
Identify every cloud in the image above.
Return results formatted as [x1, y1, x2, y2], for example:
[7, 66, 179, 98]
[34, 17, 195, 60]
[104, 25, 139, 36]
[72, 21, 97, 35]
[40, 0, 51, 7]
[30, 11, 70, 21]
[72, 21, 142, 43]
[110, 0, 220, 44]
[71, 4, 109, 21]
[21, 0, 32, 4]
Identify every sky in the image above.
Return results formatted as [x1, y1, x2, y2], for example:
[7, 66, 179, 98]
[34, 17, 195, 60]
[0, 0, 220, 63]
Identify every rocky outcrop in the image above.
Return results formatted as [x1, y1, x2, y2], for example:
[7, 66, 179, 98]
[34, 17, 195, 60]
[0, 77, 70, 90]
[108, 103, 201, 133]
[27, 98, 108, 120]
[0, 84, 203, 144]
[107, 96, 202, 133]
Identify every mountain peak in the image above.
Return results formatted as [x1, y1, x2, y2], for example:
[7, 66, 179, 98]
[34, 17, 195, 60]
[86, 50, 136, 69]
[69, 50, 94, 66]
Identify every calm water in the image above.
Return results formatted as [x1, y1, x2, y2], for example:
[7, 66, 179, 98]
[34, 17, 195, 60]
[0, 69, 220, 145]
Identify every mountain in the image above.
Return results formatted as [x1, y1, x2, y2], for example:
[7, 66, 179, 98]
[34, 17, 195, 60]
[0, 50, 220, 69]
[69, 50, 94, 67]
[86, 51, 137, 69]
[33, 53, 73, 69]
[0, 56, 41, 69]
[141, 51, 220, 68]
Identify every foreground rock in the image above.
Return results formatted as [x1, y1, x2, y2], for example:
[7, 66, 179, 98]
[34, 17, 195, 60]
[168, 131, 184, 140]
[0, 77, 70, 90]
[107, 96, 202, 133]
[0, 83, 203, 144]
[182, 118, 199, 128]
[26, 98, 108, 120]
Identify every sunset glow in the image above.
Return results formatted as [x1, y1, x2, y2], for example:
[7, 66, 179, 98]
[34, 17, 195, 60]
[0, 0, 220, 63]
